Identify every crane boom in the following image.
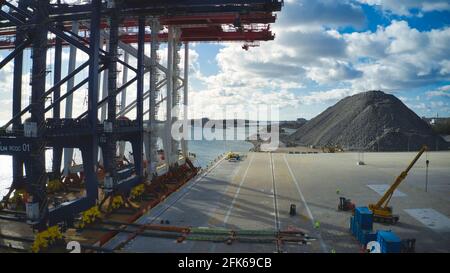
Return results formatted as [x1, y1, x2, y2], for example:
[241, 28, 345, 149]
[375, 145, 428, 208]
[369, 145, 428, 224]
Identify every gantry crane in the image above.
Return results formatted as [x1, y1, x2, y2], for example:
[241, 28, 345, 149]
[369, 145, 428, 224]
[0, 0, 283, 231]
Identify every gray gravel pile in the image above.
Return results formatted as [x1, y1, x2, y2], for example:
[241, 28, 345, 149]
[287, 91, 448, 151]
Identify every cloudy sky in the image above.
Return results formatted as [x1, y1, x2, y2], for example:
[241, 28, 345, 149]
[0, 0, 450, 123]
[186, 0, 450, 120]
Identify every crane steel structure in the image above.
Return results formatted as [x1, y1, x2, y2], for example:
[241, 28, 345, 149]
[368, 145, 428, 224]
[0, 0, 283, 231]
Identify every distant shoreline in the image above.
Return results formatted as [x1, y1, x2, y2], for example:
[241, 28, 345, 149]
[188, 118, 271, 128]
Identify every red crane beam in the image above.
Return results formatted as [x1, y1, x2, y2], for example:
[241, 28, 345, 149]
[123, 27, 275, 43]
[0, 11, 276, 50]
[0, 12, 275, 37]
[159, 13, 276, 25]
[0, 27, 273, 49]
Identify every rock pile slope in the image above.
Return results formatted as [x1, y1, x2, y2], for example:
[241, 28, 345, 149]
[287, 91, 448, 151]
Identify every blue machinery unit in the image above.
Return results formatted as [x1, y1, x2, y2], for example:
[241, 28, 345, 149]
[0, 0, 284, 230]
[350, 207, 404, 253]
[350, 207, 376, 247]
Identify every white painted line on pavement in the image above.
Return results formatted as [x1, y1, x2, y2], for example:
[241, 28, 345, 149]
[223, 154, 254, 225]
[283, 154, 328, 253]
[270, 153, 281, 231]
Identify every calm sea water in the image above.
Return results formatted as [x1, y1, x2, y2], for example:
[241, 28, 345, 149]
[0, 126, 254, 197]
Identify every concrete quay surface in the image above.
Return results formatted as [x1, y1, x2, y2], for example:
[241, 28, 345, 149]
[107, 151, 450, 253]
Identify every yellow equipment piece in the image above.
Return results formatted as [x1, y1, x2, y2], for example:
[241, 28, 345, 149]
[368, 145, 428, 224]
[77, 206, 102, 229]
[226, 152, 240, 160]
[47, 179, 64, 193]
[130, 184, 145, 199]
[314, 221, 320, 229]
[111, 195, 124, 209]
[321, 145, 343, 153]
[9, 189, 25, 206]
[321, 146, 335, 153]
[31, 226, 63, 253]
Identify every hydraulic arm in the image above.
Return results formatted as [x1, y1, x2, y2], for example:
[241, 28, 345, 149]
[368, 145, 428, 224]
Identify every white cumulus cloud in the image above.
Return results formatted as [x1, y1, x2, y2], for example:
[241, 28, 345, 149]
[357, 0, 450, 15]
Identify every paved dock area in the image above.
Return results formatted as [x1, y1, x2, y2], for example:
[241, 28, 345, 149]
[109, 151, 450, 253]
